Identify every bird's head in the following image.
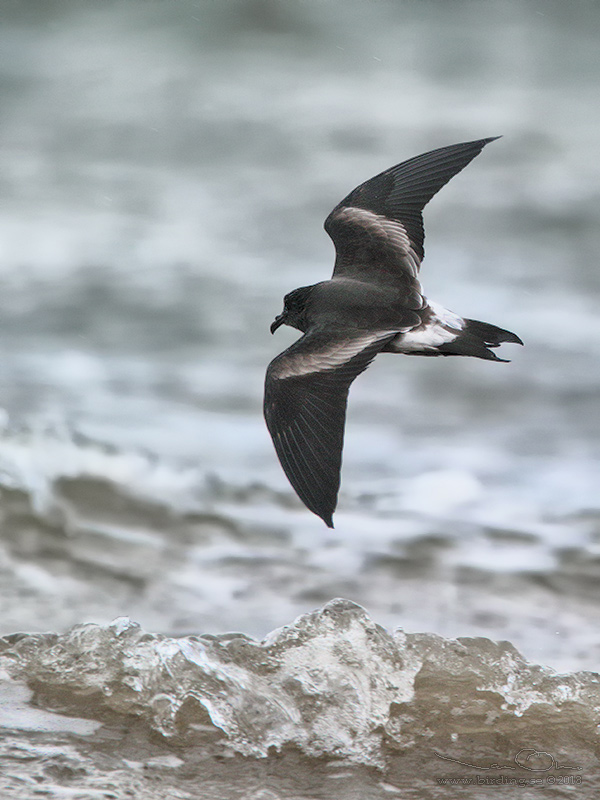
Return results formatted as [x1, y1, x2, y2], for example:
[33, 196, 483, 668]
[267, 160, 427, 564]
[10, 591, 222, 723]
[270, 285, 313, 334]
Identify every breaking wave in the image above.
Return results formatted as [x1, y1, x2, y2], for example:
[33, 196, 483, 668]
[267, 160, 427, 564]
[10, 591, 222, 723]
[3, 600, 599, 774]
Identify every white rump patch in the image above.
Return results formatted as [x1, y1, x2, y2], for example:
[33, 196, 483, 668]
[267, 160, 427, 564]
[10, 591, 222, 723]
[389, 300, 465, 353]
[335, 207, 421, 276]
[274, 331, 397, 380]
[427, 300, 464, 329]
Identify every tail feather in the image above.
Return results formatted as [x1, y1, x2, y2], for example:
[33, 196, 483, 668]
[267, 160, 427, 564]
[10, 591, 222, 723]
[437, 318, 523, 362]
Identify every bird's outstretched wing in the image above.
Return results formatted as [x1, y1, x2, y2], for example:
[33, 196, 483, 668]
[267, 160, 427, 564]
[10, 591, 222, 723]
[264, 329, 397, 527]
[324, 137, 499, 289]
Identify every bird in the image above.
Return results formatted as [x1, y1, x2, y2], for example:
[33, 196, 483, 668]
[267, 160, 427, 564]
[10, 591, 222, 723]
[264, 137, 522, 527]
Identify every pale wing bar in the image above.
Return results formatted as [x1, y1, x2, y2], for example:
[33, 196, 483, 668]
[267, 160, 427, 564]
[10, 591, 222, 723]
[325, 137, 499, 287]
[331, 207, 422, 278]
[264, 331, 397, 527]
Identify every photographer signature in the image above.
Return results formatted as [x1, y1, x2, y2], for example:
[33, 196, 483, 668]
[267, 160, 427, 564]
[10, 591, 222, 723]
[434, 748, 582, 772]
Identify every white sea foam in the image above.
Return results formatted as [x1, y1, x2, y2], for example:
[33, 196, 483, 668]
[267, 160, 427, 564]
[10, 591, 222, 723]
[2, 601, 599, 769]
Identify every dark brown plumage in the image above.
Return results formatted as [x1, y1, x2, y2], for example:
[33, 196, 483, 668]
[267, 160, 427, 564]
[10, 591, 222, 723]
[265, 139, 522, 526]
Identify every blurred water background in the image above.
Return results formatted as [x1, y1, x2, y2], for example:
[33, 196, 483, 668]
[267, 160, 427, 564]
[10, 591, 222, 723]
[1, 1, 600, 796]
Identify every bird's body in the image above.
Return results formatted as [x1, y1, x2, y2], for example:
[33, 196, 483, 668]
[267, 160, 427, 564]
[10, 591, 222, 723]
[264, 138, 522, 527]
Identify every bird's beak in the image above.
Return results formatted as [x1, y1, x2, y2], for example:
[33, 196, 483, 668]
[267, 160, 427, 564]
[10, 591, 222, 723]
[270, 314, 285, 334]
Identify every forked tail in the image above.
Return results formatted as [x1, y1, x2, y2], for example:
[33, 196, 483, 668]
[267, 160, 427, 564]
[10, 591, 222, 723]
[437, 318, 523, 362]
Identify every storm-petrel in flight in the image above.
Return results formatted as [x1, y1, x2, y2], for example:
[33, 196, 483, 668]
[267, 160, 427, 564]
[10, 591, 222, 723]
[264, 138, 522, 527]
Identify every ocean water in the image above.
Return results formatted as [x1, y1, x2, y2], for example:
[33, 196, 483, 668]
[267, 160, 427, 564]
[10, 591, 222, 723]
[1, 0, 600, 796]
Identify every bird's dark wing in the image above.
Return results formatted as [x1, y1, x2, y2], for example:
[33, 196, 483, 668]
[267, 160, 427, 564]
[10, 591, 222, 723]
[324, 137, 499, 289]
[264, 329, 397, 527]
